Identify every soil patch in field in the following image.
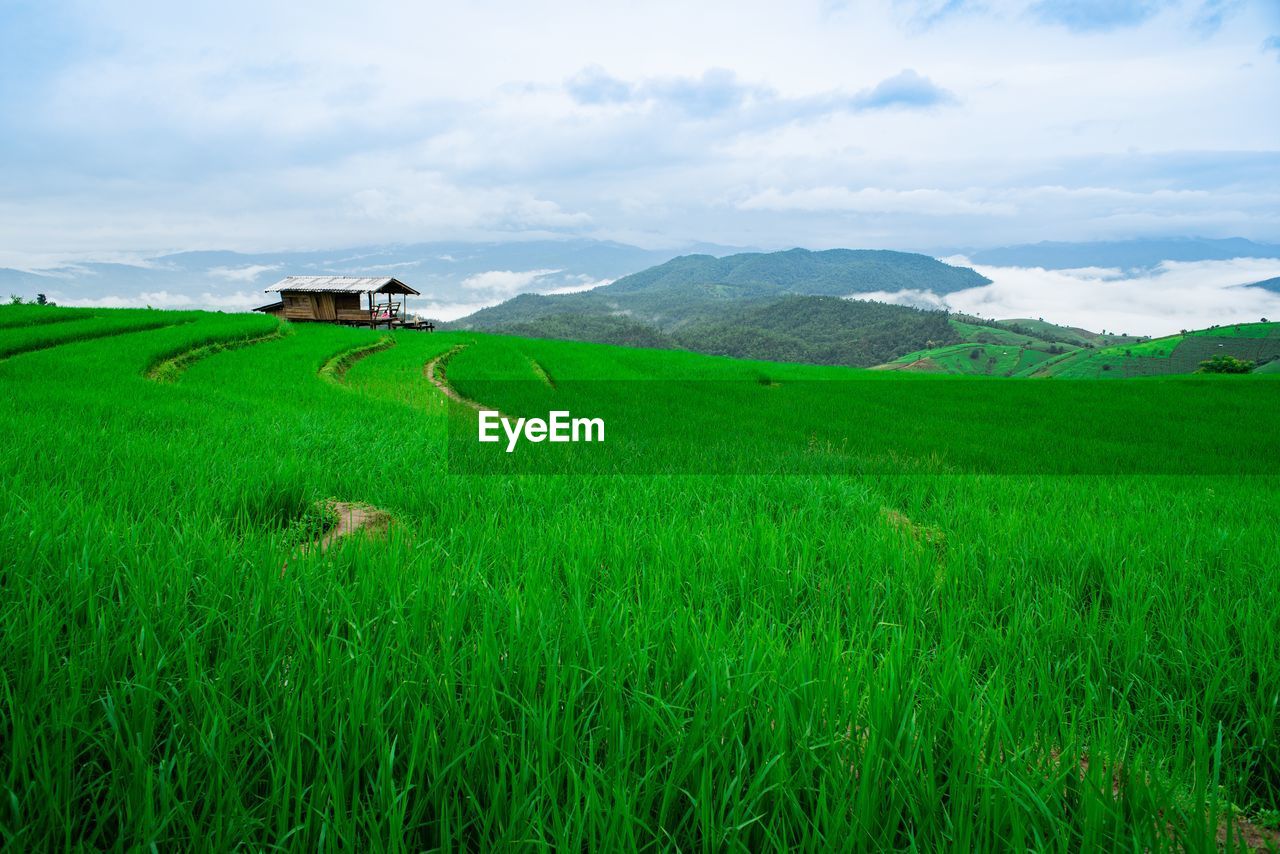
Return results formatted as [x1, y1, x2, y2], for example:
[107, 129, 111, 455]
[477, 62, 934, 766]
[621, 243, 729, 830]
[1045, 747, 1280, 852]
[302, 499, 392, 554]
[873, 357, 943, 373]
[1217, 813, 1280, 852]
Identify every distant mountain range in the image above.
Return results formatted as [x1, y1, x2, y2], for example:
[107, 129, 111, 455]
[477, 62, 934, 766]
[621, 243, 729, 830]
[6, 235, 1279, 313]
[954, 237, 1280, 271]
[0, 239, 747, 310]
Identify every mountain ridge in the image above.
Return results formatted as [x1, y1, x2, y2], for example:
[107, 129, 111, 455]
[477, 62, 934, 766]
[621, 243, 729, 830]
[451, 247, 989, 333]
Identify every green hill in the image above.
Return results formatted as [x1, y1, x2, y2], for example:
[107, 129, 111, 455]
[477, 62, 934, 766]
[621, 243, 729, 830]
[880, 320, 1280, 378]
[672, 295, 959, 367]
[477, 296, 958, 368]
[1033, 321, 1280, 378]
[949, 319, 1049, 348]
[448, 248, 987, 367]
[483, 312, 678, 350]
[876, 315, 1169, 376]
[877, 315, 1080, 375]
[991, 318, 1142, 348]
[452, 248, 989, 334]
[601, 247, 991, 297]
[875, 341, 1066, 376]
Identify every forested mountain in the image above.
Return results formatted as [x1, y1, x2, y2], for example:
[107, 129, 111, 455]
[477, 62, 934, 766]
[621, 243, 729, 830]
[473, 295, 958, 368]
[600, 248, 990, 297]
[446, 248, 987, 367]
[483, 313, 678, 350]
[672, 296, 958, 367]
[452, 248, 989, 333]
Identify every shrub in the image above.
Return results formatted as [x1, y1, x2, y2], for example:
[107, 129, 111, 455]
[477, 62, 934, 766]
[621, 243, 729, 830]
[1197, 355, 1255, 374]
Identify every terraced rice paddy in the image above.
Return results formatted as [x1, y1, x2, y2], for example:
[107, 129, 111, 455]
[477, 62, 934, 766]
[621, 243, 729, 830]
[1035, 322, 1280, 378]
[2, 306, 1279, 850]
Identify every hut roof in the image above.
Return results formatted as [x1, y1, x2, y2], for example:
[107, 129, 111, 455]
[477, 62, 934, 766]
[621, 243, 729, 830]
[252, 300, 284, 313]
[265, 276, 421, 295]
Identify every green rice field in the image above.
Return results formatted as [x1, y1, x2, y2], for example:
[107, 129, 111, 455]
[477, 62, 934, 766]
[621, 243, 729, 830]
[2, 306, 1279, 850]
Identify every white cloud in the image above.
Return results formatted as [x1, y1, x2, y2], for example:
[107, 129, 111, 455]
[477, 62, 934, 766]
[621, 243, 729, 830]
[460, 268, 562, 294]
[918, 257, 1280, 335]
[208, 263, 281, 282]
[61, 290, 263, 311]
[412, 272, 611, 319]
[1, 0, 1278, 265]
[414, 299, 507, 322]
[541, 276, 613, 294]
[849, 288, 951, 310]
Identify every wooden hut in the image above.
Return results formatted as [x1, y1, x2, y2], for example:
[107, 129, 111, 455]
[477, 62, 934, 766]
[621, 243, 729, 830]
[258, 276, 423, 328]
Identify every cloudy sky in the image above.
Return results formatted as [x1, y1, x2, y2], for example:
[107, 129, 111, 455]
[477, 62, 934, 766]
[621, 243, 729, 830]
[2, 0, 1278, 269]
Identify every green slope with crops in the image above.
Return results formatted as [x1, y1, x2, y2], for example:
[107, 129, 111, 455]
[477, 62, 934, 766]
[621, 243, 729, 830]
[880, 318, 1280, 378]
[876, 316, 1082, 376]
[991, 317, 1142, 348]
[2, 305, 1279, 850]
[1033, 320, 1280, 378]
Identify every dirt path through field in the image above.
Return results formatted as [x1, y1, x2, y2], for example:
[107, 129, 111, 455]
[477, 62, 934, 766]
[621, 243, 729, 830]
[423, 345, 507, 417]
[423, 345, 472, 405]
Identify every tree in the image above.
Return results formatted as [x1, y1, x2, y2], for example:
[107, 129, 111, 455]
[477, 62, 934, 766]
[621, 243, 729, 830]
[8, 294, 23, 305]
[35, 293, 50, 306]
[1197, 355, 1254, 374]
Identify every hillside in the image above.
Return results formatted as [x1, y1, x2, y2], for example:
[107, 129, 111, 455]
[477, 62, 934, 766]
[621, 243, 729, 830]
[481, 312, 678, 350]
[875, 342, 1064, 376]
[672, 295, 959, 367]
[1033, 321, 1280, 378]
[600, 248, 991, 297]
[876, 315, 1077, 375]
[875, 315, 1168, 376]
[452, 248, 989, 334]
[990, 318, 1142, 348]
